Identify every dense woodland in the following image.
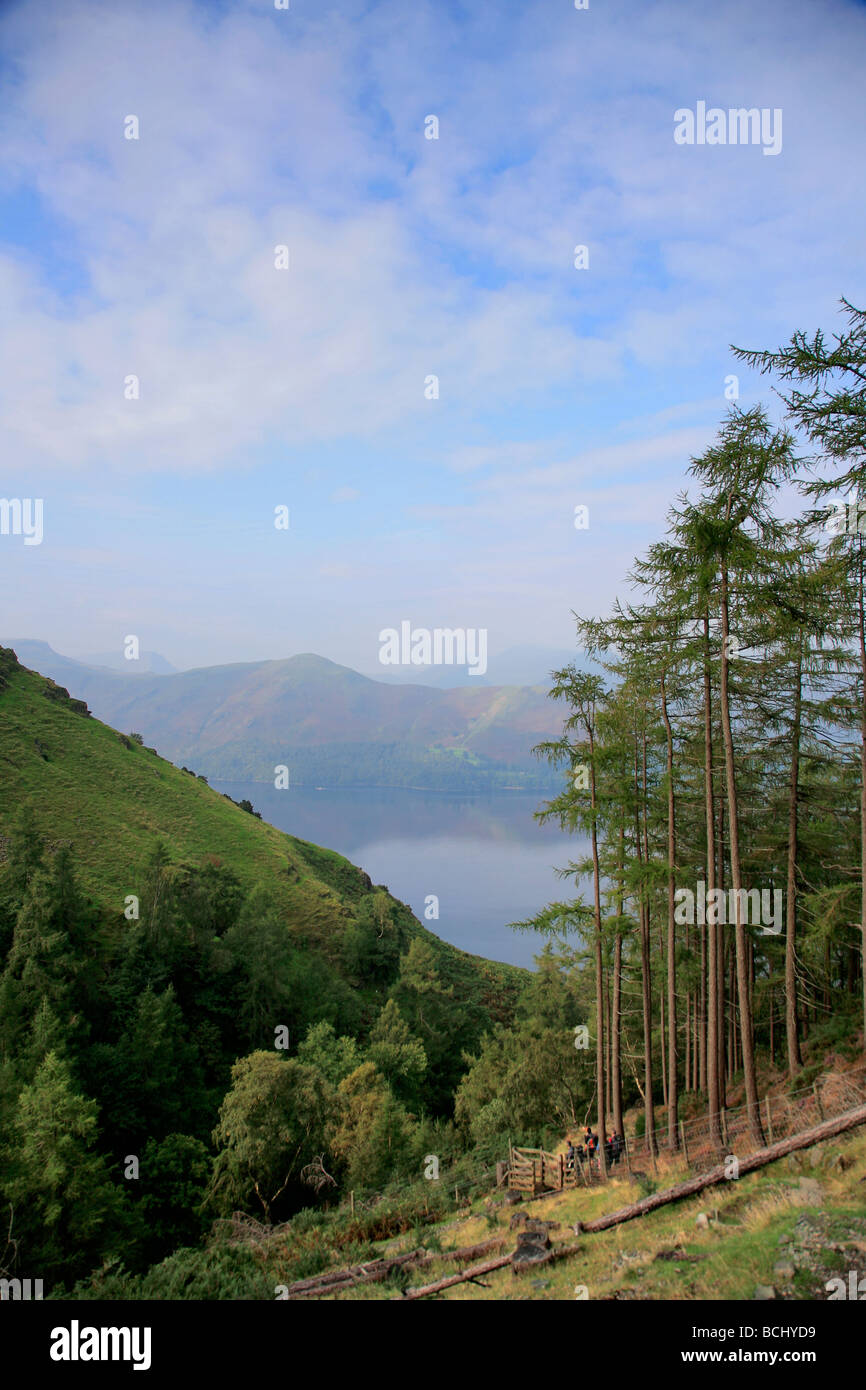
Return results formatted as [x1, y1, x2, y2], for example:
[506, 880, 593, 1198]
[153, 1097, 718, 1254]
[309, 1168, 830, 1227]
[0, 299, 864, 1297]
[518, 298, 866, 1166]
[0, 821, 528, 1288]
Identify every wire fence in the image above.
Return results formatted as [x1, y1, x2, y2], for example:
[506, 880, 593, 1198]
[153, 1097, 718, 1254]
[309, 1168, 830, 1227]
[499, 1064, 866, 1193]
[626, 1062, 866, 1179]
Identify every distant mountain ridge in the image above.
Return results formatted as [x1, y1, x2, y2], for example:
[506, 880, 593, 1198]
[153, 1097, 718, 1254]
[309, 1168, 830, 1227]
[5, 640, 568, 790]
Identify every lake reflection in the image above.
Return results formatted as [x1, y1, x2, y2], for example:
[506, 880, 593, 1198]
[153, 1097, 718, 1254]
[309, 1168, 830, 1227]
[212, 783, 587, 969]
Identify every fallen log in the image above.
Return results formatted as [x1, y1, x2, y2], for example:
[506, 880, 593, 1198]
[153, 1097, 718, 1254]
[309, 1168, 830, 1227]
[579, 1102, 866, 1235]
[450, 1236, 506, 1263]
[283, 1235, 506, 1299]
[401, 1241, 584, 1299]
[400, 1253, 513, 1299]
[291, 1260, 436, 1298]
[284, 1247, 430, 1298]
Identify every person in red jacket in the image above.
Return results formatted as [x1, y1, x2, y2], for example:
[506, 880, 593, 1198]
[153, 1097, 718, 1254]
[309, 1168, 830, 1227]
[584, 1125, 599, 1169]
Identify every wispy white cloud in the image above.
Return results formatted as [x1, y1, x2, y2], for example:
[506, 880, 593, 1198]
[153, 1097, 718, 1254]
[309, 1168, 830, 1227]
[1, 0, 864, 664]
[1, 0, 863, 480]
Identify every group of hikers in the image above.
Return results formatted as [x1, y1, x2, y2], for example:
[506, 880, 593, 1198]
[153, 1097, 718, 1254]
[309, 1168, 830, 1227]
[565, 1126, 625, 1175]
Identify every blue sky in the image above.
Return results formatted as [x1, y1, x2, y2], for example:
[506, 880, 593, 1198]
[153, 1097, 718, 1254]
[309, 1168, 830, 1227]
[1, 0, 865, 676]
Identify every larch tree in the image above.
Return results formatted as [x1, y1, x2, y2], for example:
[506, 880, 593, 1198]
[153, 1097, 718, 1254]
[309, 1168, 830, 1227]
[734, 300, 866, 1041]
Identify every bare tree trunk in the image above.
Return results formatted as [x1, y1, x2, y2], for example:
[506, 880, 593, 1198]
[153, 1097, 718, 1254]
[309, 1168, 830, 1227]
[704, 610, 722, 1146]
[604, 964, 612, 1121]
[685, 991, 691, 1094]
[659, 922, 668, 1113]
[641, 900, 656, 1154]
[660, 672, 679, 1147]
[612, 824, 625, 1139]
[733, 945, 739, 1073]
[858, 542, 866, 1046]
[786, 637, 803, 1075]
[699, 913, 707, 1095]
[719, 559, 765, 1145]
[612, 928, 624, 1138]
[717, 792, 727, 1107]
[769, 984, 774, 1064]
[589, 721, 608, 1177]
[635, 734, 657, 1154]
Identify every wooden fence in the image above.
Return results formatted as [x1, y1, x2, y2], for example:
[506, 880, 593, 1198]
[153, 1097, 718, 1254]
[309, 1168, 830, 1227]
[638, 1063, 866, 1177]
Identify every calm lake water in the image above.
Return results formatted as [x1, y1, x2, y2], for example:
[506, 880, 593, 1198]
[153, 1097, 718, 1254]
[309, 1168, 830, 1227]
[212, 783, 585, 969]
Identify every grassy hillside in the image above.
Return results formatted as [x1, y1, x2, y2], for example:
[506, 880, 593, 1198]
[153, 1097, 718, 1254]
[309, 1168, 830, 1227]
[0, 645, 522, 1005]
[5, 641, 563, 789]
[362, 1124, 866, 1302]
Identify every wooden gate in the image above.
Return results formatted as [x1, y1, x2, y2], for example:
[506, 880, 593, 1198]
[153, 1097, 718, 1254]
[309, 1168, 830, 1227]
[506, 1143, 597, 1192]
[507, 1145, 565, 1193]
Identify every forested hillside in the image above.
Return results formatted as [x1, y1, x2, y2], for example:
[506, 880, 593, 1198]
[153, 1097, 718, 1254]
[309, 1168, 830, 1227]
[514, 300, 866, 1172]
[0, 646, 532, 1290]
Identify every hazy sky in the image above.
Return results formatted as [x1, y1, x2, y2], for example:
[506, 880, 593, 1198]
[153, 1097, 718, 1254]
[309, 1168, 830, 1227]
[1, 0, 864, 676]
